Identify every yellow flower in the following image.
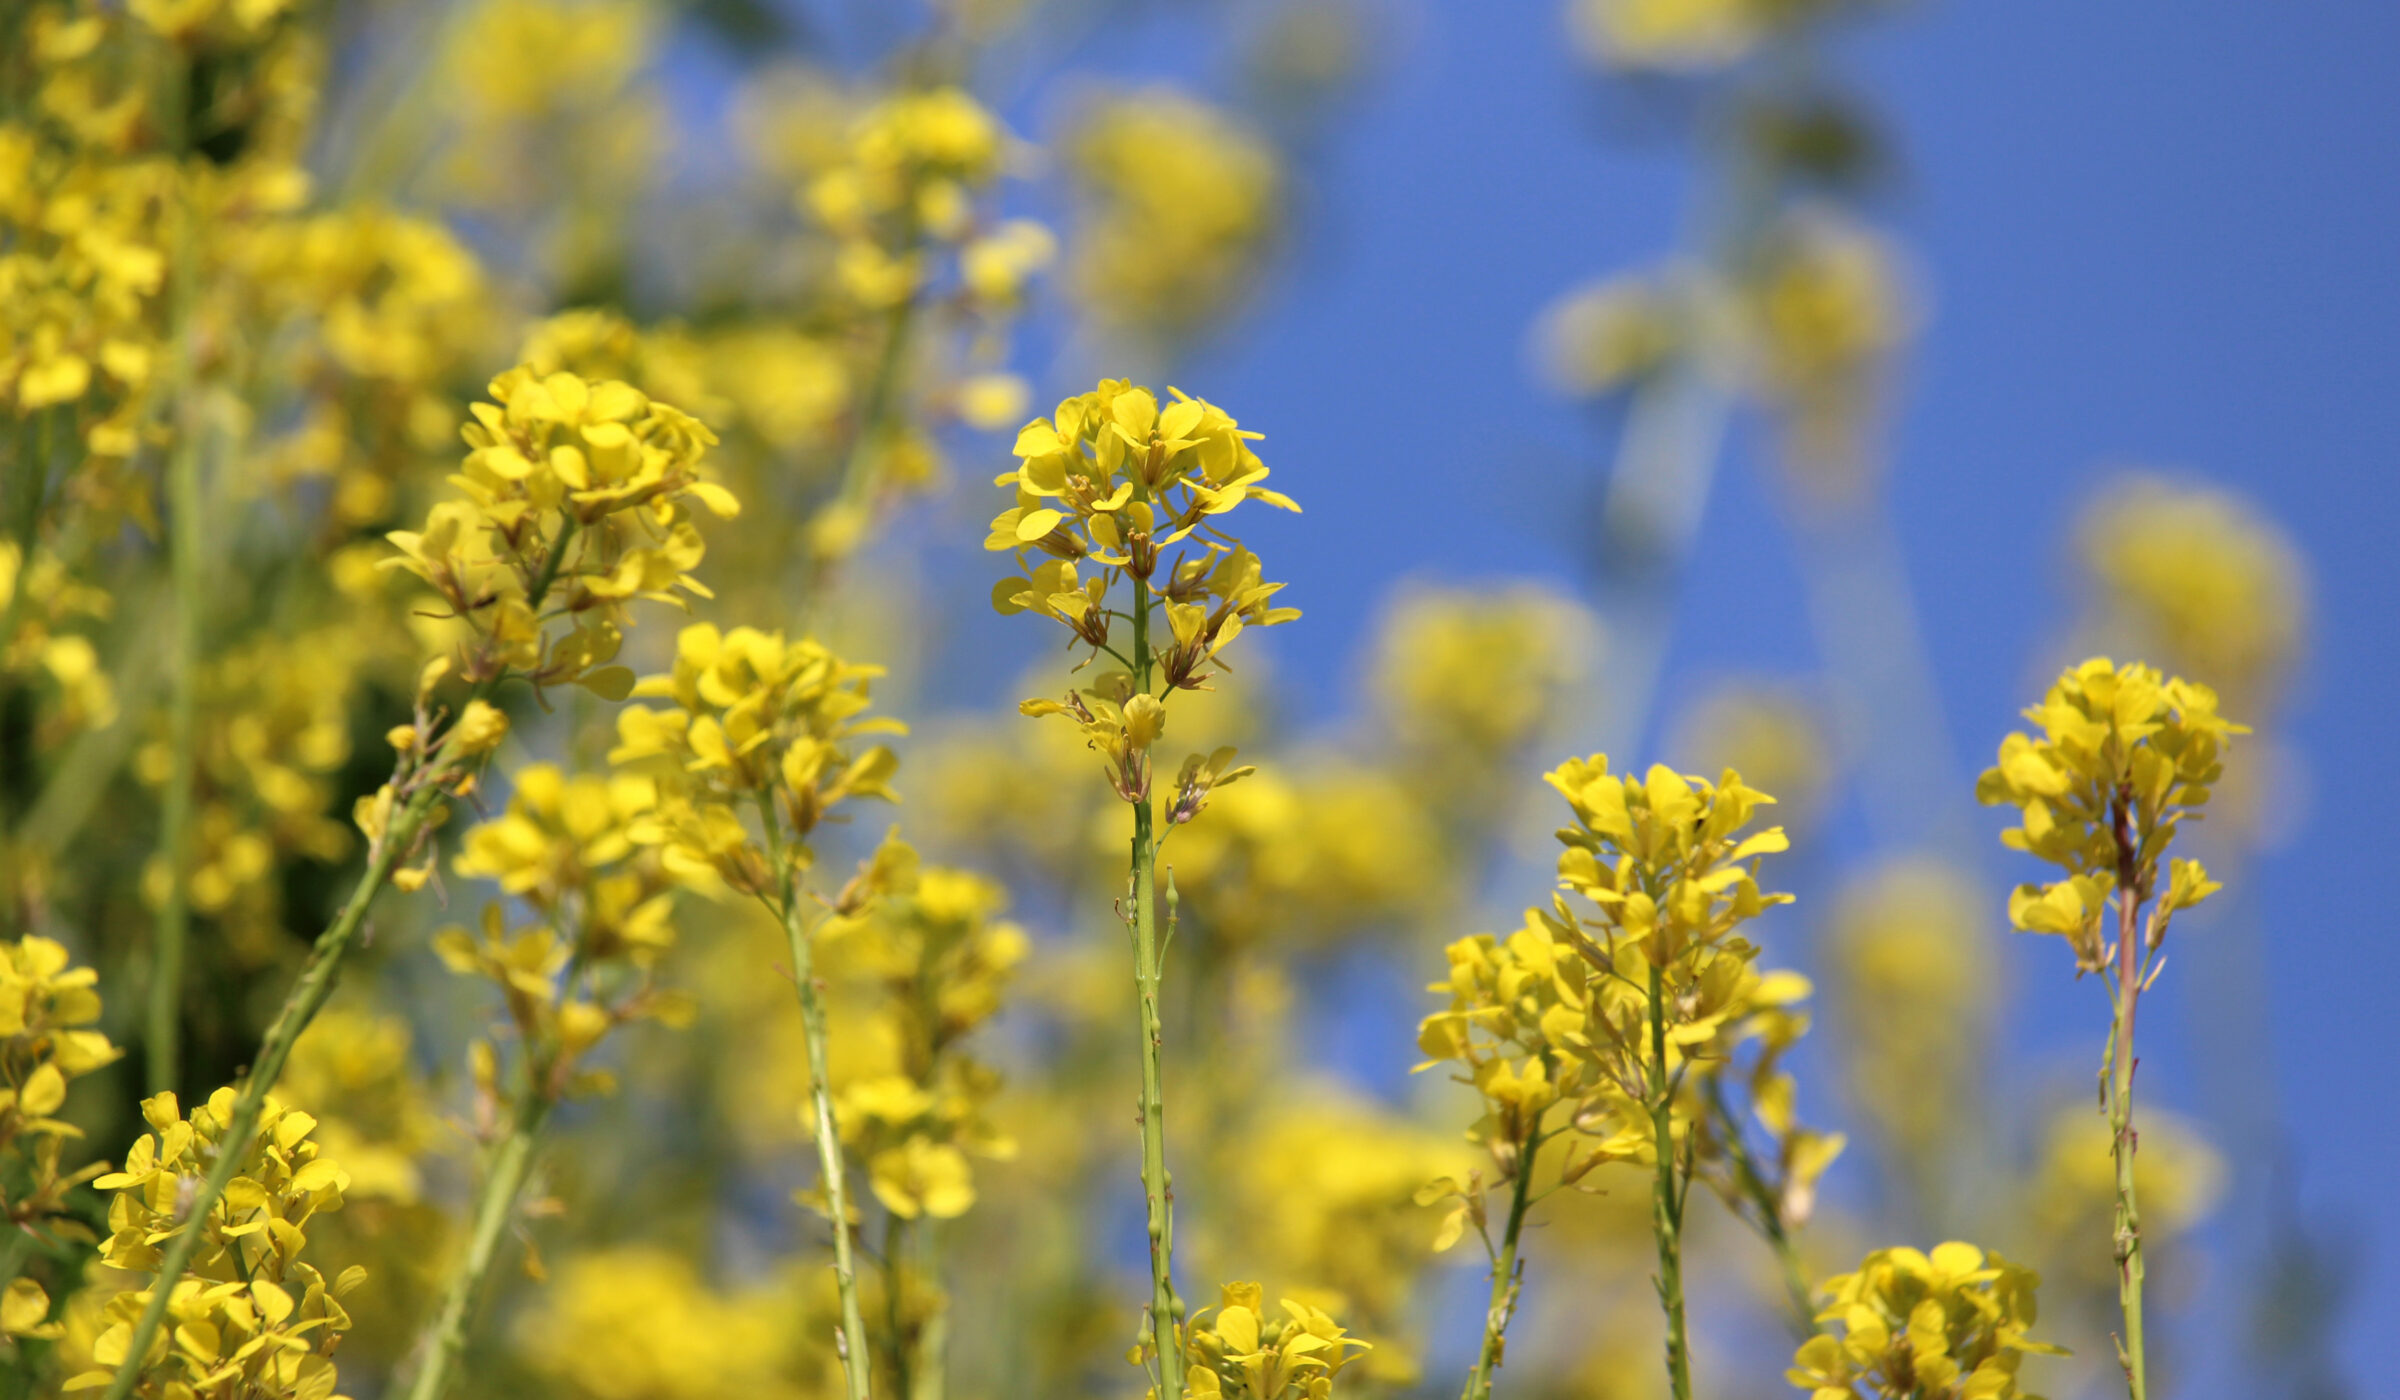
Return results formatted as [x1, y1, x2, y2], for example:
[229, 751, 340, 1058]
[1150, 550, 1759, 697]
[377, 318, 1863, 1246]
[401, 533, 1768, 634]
[1788, 1242, 2063, 1400]
[381, 364, 733, 696]
[78, 1089, 363, 1399]
[1177, 1282, 1372, 1399]
[1976, 658, 2243, 971]
[610, 624, 903, 896]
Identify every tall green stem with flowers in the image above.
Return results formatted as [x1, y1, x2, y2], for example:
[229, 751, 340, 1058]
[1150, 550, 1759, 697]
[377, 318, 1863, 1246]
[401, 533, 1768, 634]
[99, 363, 736, 1400]
[1537, 756, 1797, 1400]
[604, 623, 910, 1400]
[986, 377, 1297, 1394]
[1978, 657, 2242, 1400]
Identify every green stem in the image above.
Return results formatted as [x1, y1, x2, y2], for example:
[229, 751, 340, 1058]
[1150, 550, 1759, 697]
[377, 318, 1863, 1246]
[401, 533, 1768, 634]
[1461, 1106, 1547, 1400]
[2110, 798, 2149, 1400]
[1703, 1076, 1818, 1339]
[97, 776, 444, 1400]
[98, 519, 580, 1400]
[911, 1217, 945, 1400]
[772, 851, 873, 1400]
[1127, 575, 1184, 1396]
[403, 1088, 551, 1400]
[1646, 963, 1695, 1400]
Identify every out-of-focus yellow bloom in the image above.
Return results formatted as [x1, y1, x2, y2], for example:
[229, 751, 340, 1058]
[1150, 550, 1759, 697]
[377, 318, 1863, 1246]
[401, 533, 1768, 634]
[79, 1089, 363, 1398]
[1062, 90, 1280, 349]
[1976, 658, 2241, 972]
[1371, 584, 1598, 803]
[1749, 211, 1911, 477]
[821, 853, 1024, 1221]
[1787, 1241, 2063, 1399]
[515, 1247, 833, 1400]
[1824, 862, 1992, 1181]
[1207, 1092, 1463, 1372]
[2017, 1106, 2223, 1304]
[2075, 475, 2307, 705]
[1569, 0, 1763, 71]
[1537, 266, 1739, 395]
[1174, 1281, 1372, 1399]
[279, 1006, 438, 1206]
[0, 542, 118, 745]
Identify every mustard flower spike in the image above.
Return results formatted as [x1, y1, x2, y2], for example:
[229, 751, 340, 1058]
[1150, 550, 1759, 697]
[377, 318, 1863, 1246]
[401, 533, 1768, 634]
[77, 1090, 363, 1399]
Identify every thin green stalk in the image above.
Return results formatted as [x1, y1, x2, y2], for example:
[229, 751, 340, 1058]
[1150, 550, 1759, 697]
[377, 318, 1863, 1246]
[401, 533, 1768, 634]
[2110, 797, 2149, 1400]
[97, 776, 446, 1400]
[403, 1088, 551, 1400]
[1126, 575, 1185, 1396]
[99, 523, 580, 1400]
[761, 812, 872, 1400]
[1461, 1106, 1547, 1400]
[1645, 963, 1694, 1400]
[910, 1218, 945, 1400]
[1703, 1076, 1818, 1339]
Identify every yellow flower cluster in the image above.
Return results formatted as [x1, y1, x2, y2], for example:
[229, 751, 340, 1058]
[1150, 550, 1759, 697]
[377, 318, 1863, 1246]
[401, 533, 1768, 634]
[1547, 756, 1791, 968]
[77, 1090, 361, 1399]
[824, 853, 1026, 1221]
[1787, 1242, 2062, 1400]
[1176, 1283, 1371, 1399]
[439, 762, 698, 1102]
[806, 86, 1012, 307]
[1975, 659, 2241, 971]
[609, 623, 904, 897]
[1063, 90, 1280, 348]
[0, 937, 122, 1262]
[1418, 915, 1604, 1188]
[383, 364, 736, 697]
[990, 379, 1296, 806]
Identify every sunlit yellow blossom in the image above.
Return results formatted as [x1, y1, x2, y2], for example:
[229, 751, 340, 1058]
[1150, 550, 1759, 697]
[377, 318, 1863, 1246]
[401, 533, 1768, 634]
[77, 1089, 362, 1398]
[1172, 1281, 1372, 1399]
[1976, 658, 2240, 972]
[381, 364, 734, 696]
[1787, 1242, 2063, 1400]
[610, 624, 903, 896]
